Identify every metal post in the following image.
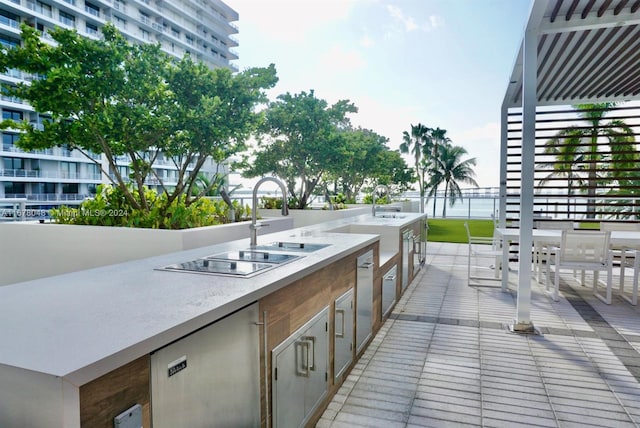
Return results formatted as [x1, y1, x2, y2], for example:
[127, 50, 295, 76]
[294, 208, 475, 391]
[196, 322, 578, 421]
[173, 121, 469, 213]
[512, 21, 539, 333]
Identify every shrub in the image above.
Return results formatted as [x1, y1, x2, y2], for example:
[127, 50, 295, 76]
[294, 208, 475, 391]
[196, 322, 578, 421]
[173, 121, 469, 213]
[50, 184, 250, 229]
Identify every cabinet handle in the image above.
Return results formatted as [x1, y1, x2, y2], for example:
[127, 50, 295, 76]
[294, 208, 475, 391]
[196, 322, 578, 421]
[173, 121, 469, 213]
[296, 340, 310, 378]
[335, 309, 345, 338]
[359, 261, 374, 269]
[384, 274, 396, 281]
[301, 335, 316, 371]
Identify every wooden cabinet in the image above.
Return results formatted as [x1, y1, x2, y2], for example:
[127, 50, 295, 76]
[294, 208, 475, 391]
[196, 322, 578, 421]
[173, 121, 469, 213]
[334, 288, 354, 381]
[271, 306, 329, 428]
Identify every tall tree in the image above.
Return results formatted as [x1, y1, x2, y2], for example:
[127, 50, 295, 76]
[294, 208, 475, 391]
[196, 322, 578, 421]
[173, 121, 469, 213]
[0, 23, 277, 218]
[241, 90, 357, 209]
[539, 129, 588, 216]
[399, 123, 431, 212]
[429, 144, 478, 218]
[427, 127, 451, 216]
[544, 103, 635, 218]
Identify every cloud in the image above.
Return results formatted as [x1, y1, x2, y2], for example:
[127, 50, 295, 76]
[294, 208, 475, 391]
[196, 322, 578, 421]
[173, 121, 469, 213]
[451, 122, 501, 188]
[386, 5, 444, 33]
[233, 0, 358, 43]
[359, 34, 375, 48]
[319, 45, 366, 72]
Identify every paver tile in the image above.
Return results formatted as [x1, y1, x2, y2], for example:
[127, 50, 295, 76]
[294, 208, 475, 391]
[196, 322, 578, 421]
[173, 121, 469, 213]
[316, 243, 640, 428]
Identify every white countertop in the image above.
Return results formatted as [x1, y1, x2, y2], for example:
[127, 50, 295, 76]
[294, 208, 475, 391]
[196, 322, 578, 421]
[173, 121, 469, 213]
[0, 212, 425, 385]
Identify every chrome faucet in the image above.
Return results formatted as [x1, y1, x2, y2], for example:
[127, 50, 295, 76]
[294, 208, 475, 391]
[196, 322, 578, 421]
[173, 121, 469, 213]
[372, 184, 390, 216]
[250, 177, 289, 247]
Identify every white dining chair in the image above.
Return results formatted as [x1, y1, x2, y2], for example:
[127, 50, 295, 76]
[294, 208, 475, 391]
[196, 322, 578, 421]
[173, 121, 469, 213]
[547, 230, 613, 303]
[533, 220, 574, 284]
[618, 250, 639, 305]
[464, 222, 503, 285]
[600, 222, 640, 302]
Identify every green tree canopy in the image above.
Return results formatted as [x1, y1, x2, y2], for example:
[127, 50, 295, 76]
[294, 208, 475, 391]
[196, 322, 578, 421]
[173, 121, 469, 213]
[0, 23, 277, 221]
[329, 127, 410, 202]
[541, 103, 636, 218]
[428, 144, 478, 218]
[399, 123, 432, 212]
[240, 90, 357, 209]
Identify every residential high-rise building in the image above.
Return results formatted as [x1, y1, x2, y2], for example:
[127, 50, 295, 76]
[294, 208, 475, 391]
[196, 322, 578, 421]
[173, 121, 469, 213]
[0, 0, 238, 216]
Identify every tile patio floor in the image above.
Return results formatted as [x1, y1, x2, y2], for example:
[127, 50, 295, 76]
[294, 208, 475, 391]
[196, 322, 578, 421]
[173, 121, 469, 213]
[317, 242, 640, 427]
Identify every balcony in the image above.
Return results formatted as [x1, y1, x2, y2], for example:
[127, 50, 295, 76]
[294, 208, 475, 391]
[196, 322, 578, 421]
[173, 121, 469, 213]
[0, 169, 102, 180]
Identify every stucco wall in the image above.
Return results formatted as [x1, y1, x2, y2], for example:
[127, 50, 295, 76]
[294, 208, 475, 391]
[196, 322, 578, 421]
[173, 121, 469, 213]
[0, 217, 293, 286]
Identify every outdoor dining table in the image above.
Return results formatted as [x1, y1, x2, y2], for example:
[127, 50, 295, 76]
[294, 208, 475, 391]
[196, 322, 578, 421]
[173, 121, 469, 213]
[494, 228, 640, 291]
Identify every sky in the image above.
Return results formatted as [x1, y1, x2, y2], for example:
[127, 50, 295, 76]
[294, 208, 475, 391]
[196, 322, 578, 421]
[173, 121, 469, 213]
[226, 0, 533, 190]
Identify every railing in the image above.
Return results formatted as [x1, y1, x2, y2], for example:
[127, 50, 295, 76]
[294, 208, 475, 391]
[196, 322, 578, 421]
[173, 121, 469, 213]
[0, 15, 20, 29]
[27, 1, 54, 17]
[3, 193, 89, 201]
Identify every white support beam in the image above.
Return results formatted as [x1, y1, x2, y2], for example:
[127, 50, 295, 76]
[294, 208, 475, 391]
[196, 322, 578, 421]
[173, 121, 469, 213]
[499, 102, 508, 231]
[539, 11, 640, 34]
[512, 0, 548, 333]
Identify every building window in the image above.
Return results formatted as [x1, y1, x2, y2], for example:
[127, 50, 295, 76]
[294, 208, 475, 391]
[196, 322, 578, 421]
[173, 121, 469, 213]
[86, 22, 98, 36]
[84, 2, 99, 17]
[2, 133, 20, 150]
[59, 10, 75, 27]
[139, 10, 149, 25]
[0, 34, 19, 48]
[4, 182, 25, 195]
[2, 110, 23, 121]
[60, 161, 78, 178]
[27, 1, 53, 18]
[113, 0, 126, 12]
[185, 35, 194, 45]
[171, 27, 179, 38]
[0, 10, 20, 29]
[62, 183, 78, 194]
[3, 157, 23, 171]
[140, 28, 150, 41]
[113, 15, 126, 30]
[33, 182, 55, 194]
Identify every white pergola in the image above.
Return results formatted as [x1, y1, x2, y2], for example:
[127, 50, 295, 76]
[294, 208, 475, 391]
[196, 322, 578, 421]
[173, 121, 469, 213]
[500, 0, 640, 332]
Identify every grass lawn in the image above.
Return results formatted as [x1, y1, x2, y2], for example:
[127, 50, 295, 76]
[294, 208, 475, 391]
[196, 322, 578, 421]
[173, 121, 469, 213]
[427, 219, 495, 243]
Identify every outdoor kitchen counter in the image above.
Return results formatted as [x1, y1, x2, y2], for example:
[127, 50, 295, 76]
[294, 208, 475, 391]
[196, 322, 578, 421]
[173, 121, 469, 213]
[0, 212, 425, 387]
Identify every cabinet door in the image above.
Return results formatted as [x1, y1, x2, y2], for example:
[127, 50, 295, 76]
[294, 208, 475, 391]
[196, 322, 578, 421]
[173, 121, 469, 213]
[334, 288, 354, 381]
[382, 265, 397, 317]
[272, 306, 329, 428]
[402, 230, 413, 291]
[272, 336, 306, 428]
[304, 308, 329, 418]
[150, 302, 260, 428]
[356, 250, 374, 354]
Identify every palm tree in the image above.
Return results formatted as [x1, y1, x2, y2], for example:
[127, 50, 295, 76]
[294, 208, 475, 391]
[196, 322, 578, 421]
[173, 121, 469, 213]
[429, 144, 478, 218]
[400, 123, 431, 212]
[538, 129, 588, 217]
[427, 127, 451, 216]
[544, 103, 635, 218]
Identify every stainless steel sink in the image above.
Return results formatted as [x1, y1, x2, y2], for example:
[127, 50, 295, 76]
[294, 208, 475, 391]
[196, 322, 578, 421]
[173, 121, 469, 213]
[252, 242, 331, 252]
[207, 250, 302, 265]
[162, 259, 274, 277]
[375, 214, 406, 219]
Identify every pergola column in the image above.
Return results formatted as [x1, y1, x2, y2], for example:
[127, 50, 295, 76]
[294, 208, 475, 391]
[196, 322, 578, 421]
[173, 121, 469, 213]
[512, 23, 538, 333]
